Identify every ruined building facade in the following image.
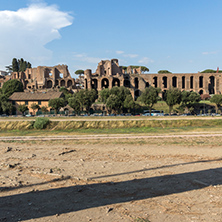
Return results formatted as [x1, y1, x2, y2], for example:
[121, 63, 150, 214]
[7, 65, 76, 90]
[84, 59, 222, 99]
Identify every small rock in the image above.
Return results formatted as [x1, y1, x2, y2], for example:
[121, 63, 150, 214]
[107, 207, 114, 213]
[6, 147, 12, 152]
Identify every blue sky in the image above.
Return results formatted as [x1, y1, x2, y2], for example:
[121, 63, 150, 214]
[1, 0, 222, 77]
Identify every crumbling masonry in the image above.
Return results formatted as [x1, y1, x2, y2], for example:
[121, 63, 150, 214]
[7, 65, 76, 90]
[84, 59, 222, 99]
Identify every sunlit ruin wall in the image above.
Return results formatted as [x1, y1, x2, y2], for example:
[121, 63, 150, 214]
[84, 59, 222, 99]
[9, 65, 76, 90]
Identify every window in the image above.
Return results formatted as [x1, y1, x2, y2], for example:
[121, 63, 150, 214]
[38, 101, 41, 105]
[25, 101, 28, 105]
[12, 101, 15, 105]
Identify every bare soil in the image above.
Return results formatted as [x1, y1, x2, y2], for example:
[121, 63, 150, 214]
[0, 135, 222, 222]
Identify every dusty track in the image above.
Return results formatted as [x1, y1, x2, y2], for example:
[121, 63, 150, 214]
[0, 132, 222, 141]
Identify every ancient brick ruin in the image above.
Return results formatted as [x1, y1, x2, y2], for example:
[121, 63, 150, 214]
[8, 64, 76, 90]
[84, 59, 222, 99]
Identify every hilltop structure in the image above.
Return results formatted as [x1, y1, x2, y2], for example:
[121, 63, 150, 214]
[84, 59, 221, 99]
[1, 65, 76, 91]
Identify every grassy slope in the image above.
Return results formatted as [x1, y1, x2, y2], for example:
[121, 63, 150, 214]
[0, 117, 222, 136]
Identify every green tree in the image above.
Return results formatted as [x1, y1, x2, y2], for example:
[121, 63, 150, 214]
[2, 79, 24, 98]
[158, 70, 172, 74]
[1, 101, 13, 115]
[109, 86, 132, 113]
[48, 98, 65, 114]
[75, 70, 84, 75]
[59, 87, 72, 101]
[77, 89, 97, 114]
[123, 94, 137, 113]
[18, 104, 28, 116]
[68, 89, 97, 115]
[5, 65, 12, 74]
[27, 62, 32, 68]
[11, 58, 31, 73]
[99, 88, 110, 103]
[18, 58, 26, 72]
[141, 66, 149, 73]
[138, 86, 161, 115]
[165, 88, 181, 115]
[30, 103, 40, 115]
[106, 94, 122, 114]
[181, 91, 201, 108]
[68, 95, 81, 115]
[41, 106, 48, 114]
[12, 58, 19, 72]
[201, 69, 216, 73]
[210, 94, 222, 113]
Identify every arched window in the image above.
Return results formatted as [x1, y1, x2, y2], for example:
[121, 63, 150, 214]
[112, 78, 120, 87]
[124, 79, 130, 87]
[153, 77, 157, 88]
[46, 80, 52, 88]
[163, 76, 167, 88]
[172, 76, 177, 87]
[134, 78, 139, 89]
[190, 76, 193, 89]
[199, 76, 203, 88]
[101, 78, 109, 88]
[182, 76, 185, 89]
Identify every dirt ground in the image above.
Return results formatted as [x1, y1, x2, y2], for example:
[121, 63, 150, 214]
[0, 135, 222, 222]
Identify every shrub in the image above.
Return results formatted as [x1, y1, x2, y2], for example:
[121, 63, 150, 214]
[34, 117, 50, 129]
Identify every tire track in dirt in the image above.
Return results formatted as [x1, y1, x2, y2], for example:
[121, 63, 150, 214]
[0, 133, 222, 140]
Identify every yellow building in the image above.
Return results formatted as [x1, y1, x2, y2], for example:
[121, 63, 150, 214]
[8, 91, 64, 115]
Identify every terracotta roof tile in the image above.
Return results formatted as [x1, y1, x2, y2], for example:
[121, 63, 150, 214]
[8, 92, 64, 101]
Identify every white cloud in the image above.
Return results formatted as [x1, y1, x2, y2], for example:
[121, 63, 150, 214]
[116, 50, 124, 54]
[138, 57, 154, 65]
[0, 2, 73, 70]
[123, 54, 138, 58]
[202, 51, 217, 55]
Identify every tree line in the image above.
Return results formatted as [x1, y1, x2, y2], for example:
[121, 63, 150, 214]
[1, 79, 222, 116]
[5, 58, 32, 73]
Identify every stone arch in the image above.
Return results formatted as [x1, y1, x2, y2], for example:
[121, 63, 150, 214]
[67, 79, 73, 87]
[208, 76, 215, 94]
[91, 79, 98, 90]
[153, 77, 157, 88]
[124, 79, 130, 88]
[199, 76, 203, 88]
[112, 78, 120, 87]
[134, 77, 139, 89]
[46, 80, 52, 88]
[134, 89, 140, 100]
[172, 76, 177, 88]
[85, 79, 88, 89]
[101, 78, 109, 88]
[182, 76, 185, 89]
[199, 89, 203, 95]
[146, 82, 149, 88]
[190, 76, 193, 89]
[60, 80, 65, 87]
[163, 76, 167, 88]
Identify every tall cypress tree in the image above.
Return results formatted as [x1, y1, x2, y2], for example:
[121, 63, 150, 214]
[12, 58, 19, 72]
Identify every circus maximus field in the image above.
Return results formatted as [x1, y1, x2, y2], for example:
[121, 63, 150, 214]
[0, 116, 222, 222]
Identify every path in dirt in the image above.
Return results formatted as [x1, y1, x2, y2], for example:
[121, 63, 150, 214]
[0, 132, 222, 140]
